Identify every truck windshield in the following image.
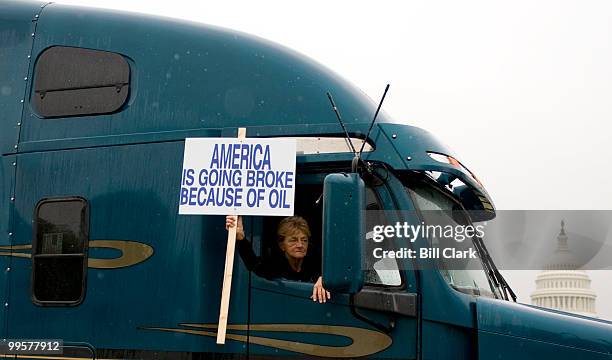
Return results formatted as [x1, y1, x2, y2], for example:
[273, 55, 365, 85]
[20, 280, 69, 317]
[404, 179, 501, 298]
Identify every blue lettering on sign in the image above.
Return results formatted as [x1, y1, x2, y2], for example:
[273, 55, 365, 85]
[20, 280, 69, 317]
[180, 187, 189, 205]
[198, 169, 242, 187]
[180, 186, 244, 207]
[245, 170, 294, 188]
[182, 141, 293, 210]
[209, 144, 272, 170]
[181, 168, 195, 186]
[269, 189, 291, 208]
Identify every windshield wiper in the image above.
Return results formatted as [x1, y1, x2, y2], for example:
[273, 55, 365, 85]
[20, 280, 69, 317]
[473, 236, 517, 302]
[471, 237, 501, 297]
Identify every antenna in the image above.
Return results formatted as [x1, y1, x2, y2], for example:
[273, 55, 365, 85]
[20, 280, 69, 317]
[359, 84, 390, 156]
[326, 92, 357, 155]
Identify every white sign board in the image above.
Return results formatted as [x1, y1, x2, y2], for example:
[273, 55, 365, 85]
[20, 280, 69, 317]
[179, 138, 296, 216]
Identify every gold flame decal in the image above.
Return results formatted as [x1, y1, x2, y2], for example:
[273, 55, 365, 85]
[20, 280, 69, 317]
[142, 323, 392, 358]
[0, 240, 153, 269]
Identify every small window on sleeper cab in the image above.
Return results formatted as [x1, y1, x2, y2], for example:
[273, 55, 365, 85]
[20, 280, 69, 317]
[31, 46, 130, 118]
[32, 197, 89, 306]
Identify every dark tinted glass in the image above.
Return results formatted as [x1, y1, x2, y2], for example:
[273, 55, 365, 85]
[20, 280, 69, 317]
[36, 201, 86, 254]
[32, 46, 130, 117]
[33, 198, 88, 305]
[33, 257, 85, 302]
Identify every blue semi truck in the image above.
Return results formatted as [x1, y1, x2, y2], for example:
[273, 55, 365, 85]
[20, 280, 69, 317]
[1, 1, 611, 359]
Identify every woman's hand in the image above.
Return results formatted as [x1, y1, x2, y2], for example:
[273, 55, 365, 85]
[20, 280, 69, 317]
[311, 276, 331, 303]
[225, 215, 245, 240]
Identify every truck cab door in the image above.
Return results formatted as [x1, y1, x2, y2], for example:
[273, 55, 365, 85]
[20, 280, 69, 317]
[246, 170, 418, 359]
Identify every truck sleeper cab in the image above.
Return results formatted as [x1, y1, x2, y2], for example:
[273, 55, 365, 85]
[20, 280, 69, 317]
[1, 1, 611, 359]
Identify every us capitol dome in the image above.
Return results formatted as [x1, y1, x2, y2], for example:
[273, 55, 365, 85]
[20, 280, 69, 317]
[530, 221, 597, 317]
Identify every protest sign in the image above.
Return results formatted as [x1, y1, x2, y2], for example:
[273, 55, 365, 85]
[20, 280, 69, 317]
[179, 137, 296, 216]
[178, 132, 296, 344]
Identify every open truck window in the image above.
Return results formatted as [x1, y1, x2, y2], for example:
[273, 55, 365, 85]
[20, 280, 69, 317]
[32, 197, 89, 306]
[253, 170, 402, 287]
[256, 181, 322, 283]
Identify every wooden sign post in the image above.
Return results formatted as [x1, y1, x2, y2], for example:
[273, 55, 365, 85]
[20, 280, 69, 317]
[178, 129, 295, 345]
[217, 127, 246, 344]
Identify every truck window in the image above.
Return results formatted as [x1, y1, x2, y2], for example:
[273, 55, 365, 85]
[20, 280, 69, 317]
[31, 46, 130, 118]
[364, 186, 402, 287]
[32, 197, 89, 306]
[256, 182, 322, 283]
[405, 180, 498, 298]
[252, 177, 403, 287]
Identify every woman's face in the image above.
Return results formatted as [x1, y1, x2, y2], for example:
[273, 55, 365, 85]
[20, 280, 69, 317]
[279, 230, 309, 260]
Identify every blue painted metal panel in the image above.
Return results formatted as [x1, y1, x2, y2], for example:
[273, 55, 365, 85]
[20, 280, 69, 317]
[477, 296, 612, 357]
[8, 141, 248, 354]
[478, 330, 609, 360]
[377, 123, 494, 206]
[0, 156, 13, 245]
[2, 1, 608, 358]
[21, 2, 388, 148]
[0, 0, 42, 154]
[0, 155, 16, 339]
[248, 173, 418, 359]
[422, 321, 475, 360]
[248, 280, 415, 359]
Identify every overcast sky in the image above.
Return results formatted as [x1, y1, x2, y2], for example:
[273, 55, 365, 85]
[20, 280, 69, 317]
[44, 0, 612, 320]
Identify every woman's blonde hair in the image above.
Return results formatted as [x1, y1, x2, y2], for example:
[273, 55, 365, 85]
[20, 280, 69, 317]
[277, 216, 311, 242]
